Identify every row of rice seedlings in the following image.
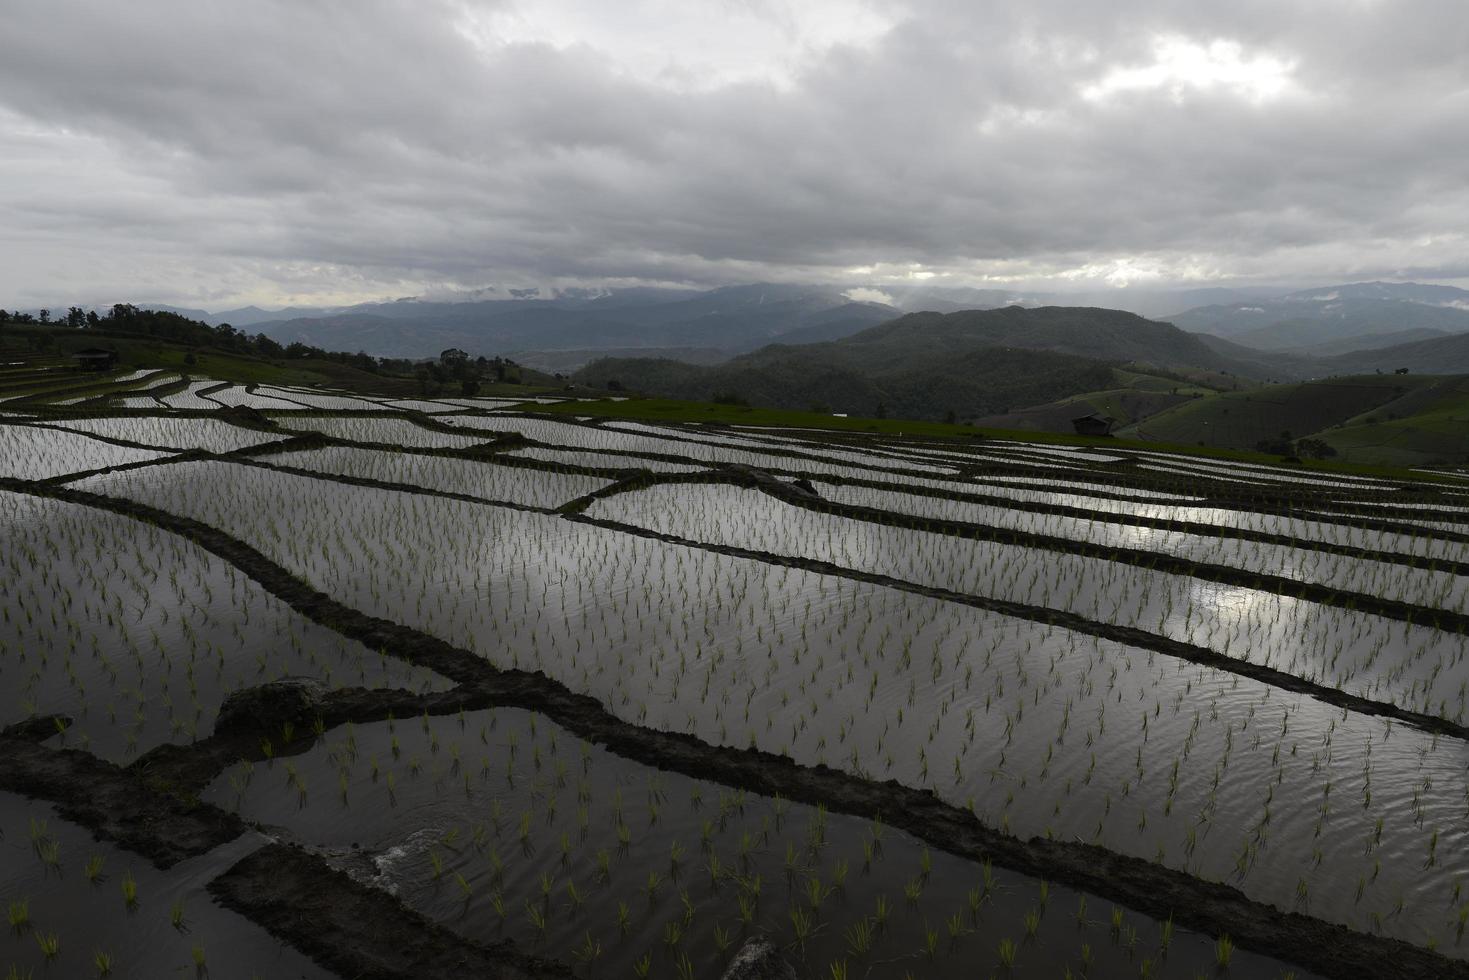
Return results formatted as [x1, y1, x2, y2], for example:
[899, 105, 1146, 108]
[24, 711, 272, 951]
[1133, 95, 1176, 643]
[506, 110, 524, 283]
[1114, 446, 1401, 490]
[77, 371, 184, 408]
[817, 482, 1469, 613]
[401, 395, 534, 411]
[0, 424, 171, 482]
[69, 460, 1469, 950]
[943, 445, 1462, 525]
[208, 707, 1292, 979]
[587, 483, 1469, 721]
[155, 381, 228, 411]
[46, 416, 289, 454]
[199, 386, 307, 411]
[415, 415, 970, 485]
[1314, 509, 1468, 537]
[0, 370, 130, 405]
[371, 397, 483, 413]
[844, 478, 1466, 563]
[275, 415, 497, 449]
[268, 446, 611, 510]
[505, 446, 710, 474]
[596, 421, 962, 478]
[12, 371, 171, 408]
[247, 386, 385, 411]
[0, 490, 445, 760]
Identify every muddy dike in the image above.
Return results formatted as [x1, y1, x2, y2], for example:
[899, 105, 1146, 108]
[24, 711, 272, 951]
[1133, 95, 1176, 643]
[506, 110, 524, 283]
[0, 718, 246, 867]
[209, 843, 573, 980]
[5, 480, 1468, 978]
[136, 682, 492, 794]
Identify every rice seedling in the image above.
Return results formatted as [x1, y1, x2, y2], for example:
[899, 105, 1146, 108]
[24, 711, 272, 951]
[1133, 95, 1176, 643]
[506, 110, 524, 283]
[34, 931, 59, 960]
[997, 936, 1017, 969]
[7, 899, 28, 931]
[1215, 934, 1234, 969]
[84, 855, 106, 883]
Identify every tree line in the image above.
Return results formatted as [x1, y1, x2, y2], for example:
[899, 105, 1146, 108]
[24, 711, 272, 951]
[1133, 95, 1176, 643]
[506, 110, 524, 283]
[0, 304, 530, 390]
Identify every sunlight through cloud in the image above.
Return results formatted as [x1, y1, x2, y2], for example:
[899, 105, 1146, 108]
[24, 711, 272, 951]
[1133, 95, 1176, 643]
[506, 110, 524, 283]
[453, 0, 899, 90]
[1082, 35, 1299, 104]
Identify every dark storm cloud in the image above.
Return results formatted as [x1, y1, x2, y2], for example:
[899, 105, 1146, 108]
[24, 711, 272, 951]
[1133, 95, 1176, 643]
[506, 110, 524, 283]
[1, 0, 1467, 306]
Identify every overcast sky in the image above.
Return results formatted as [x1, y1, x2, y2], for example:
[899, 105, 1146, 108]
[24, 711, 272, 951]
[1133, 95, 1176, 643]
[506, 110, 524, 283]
[2, 0, 1467, 309]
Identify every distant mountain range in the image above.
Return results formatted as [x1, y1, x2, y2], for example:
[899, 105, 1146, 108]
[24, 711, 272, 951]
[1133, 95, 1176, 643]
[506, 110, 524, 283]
[1164, 281, 1469, 354]
[126, 282, 1321, 367]
[1325, 331, 1469, 375]
[120, 279, 1469, 380]
[147, 281, 1298, 339]
[151, 303, 341, 328]
[184, 284, 901, 367]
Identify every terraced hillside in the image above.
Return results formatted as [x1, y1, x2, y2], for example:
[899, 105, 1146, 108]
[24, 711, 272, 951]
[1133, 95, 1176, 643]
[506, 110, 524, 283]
[2, 368, 1468, 979]
[1121, 374, 1469, 467]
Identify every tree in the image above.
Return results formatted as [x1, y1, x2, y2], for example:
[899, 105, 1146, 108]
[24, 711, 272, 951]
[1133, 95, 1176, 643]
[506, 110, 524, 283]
[1295, 438, 1337, 460]
[65, 307, 86, 328]
[38, 308, 50, 324]
[1255, 430, 1296, 456]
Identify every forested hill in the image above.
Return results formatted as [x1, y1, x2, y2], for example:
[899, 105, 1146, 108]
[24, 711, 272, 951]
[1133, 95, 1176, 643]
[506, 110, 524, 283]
[574, 305, 1239, 420]
[839, 305, 1230, 370]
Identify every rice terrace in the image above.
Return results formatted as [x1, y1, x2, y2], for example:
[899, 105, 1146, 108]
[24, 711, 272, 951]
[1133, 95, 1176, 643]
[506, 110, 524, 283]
[0, 356, 1466, 980]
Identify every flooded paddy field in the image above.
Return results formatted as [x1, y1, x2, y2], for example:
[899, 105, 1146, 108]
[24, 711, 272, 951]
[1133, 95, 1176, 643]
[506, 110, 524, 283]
[1, 381, 1465, 979]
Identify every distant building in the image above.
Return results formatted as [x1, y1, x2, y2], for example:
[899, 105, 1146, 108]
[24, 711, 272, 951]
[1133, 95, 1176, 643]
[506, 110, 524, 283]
[71, 347, 118, 371]
[1071, 412, 1116, 436]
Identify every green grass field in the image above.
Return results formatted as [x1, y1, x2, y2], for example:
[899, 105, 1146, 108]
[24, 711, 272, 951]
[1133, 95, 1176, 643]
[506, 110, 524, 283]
[1115, 374, 1469, 467]
[1321, 377, 1469, 465]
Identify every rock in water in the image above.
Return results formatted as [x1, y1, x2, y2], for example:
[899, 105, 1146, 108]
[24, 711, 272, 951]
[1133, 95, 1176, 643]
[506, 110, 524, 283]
[215, 404, 275, 428]
[721, 938, 797, 980]
[216, 678, 325, 735]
